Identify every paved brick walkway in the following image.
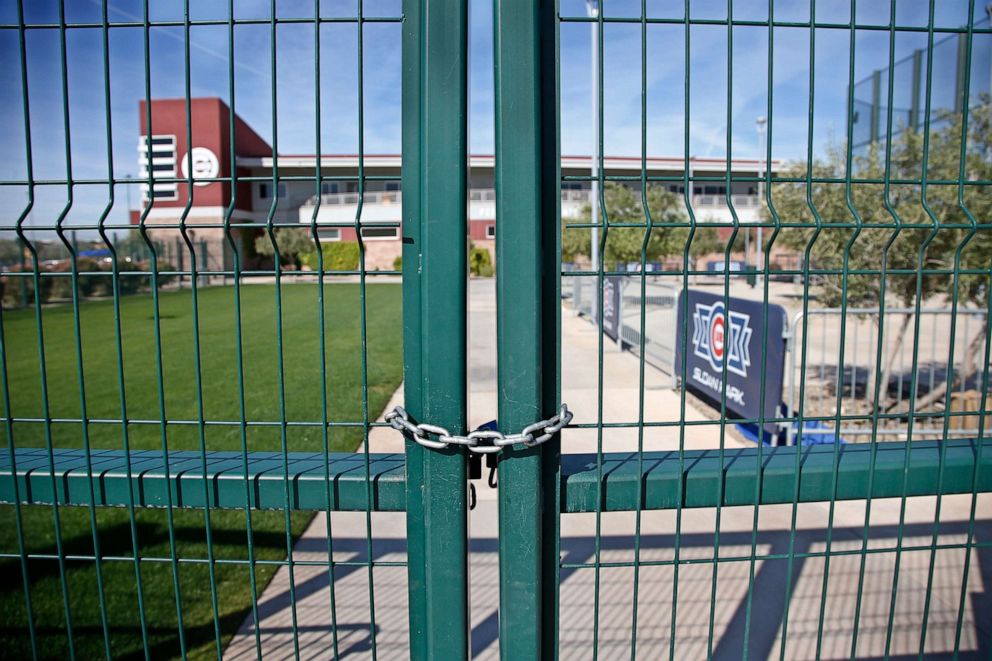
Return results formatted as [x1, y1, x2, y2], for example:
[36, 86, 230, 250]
[225, 279, 991, 659]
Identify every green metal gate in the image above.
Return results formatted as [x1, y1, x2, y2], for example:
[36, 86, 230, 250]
[1, 0, 991, 658]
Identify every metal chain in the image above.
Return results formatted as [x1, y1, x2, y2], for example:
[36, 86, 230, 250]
[385, 404, 573, 454]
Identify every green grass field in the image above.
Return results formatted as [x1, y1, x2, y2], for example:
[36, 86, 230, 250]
[0, 282, 403, 659]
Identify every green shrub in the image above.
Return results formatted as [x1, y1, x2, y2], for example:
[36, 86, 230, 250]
[0, 257, 177, 306]
[393, 255, 402, 271]
[302, 242, 360, 272]
[43, 261, 75, 302]
[112, 259, 177, 294]
[469, 243, 493, 277]
[254, 228, 313, 268]
[75, 257, 111, 298]
[0, 271, 31, 309]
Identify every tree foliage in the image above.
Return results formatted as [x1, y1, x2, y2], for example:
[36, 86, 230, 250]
[563, 182, 724, 267]
[301, 242, 360, 271]
[469, 243, 493, 277]
[769, 97, 991, 310]
[769, 97, 991, 409]
[254, 227, 315, 268]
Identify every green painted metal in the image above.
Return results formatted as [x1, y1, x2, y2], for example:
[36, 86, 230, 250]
[401, 0, 470, 659]
[0, 449, 406, 511]
[548, 1, 991, 659]
[493, 0, 561, 658]
[560, 438, 992, 513]
[2, 0, 991, 657]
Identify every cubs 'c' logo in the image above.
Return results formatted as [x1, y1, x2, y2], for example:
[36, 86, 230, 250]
[691, 301, 752, 377]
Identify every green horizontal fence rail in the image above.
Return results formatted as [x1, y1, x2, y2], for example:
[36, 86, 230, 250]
[560, 438, 992, 513]
[0, 449, 406, 512]
[4, 439, 989, 515]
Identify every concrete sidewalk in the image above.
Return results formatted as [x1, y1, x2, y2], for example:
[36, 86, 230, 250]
[225, 279, 990, 660]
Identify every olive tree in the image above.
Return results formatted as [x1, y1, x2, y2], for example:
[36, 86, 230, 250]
[769, 97, 991, 411]
[254, 227, 314, 269]
[563, 181, 724, 268]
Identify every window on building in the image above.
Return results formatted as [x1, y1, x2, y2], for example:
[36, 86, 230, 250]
[259, 183, 287, 199]
[138, 134, 177, 201]
[321, 182, 339, 195]
[486, 225, 496, 239]
[360, 226, 399, 240]
[318, 228, 341, 241]
[385, 181, 401, 191]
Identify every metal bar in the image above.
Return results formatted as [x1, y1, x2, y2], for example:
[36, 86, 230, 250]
[883, 3, 942, 655]
[559, 439, 992, 512]
[0, 449, 407, 511]
[13, 1, 77, 655]
[95, 0, 151, 653]
[137, 0, 188, 652]
[850, 8, 915, 653]
[354, 1, 382, 654]
[177, 2, 224, 653]
[401, 0, 470, 657]
[221, 0, 264, 653]
[0, 283, 37, 659]
[778, 5, 826, 650]
[919, 3, 979, 653]
[493, 0, 561, 657]
[630, 0, 653, 654]
[590, 0, 608, 651]
[668, 0, 700, 652]
[812, 4, 866, 653]
[52, 0, 116, 655]
[308, 0, 342, 655]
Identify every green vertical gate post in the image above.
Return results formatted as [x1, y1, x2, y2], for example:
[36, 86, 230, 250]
[401, 0, 470, 659]
[494, 0, 561, 657]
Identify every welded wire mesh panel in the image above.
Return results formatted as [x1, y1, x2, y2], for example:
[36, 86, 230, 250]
[555, 0, 992, 657]
[0, 1, 407, 658]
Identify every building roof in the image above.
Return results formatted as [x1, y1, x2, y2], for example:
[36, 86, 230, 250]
[235, 153, 784, 172]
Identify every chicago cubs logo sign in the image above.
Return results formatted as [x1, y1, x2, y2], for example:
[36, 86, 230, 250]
[691, 301, 752, 377]
[676, 289, 788, 433]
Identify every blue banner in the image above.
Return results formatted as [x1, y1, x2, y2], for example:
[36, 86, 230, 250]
[675, 289, 787, 433]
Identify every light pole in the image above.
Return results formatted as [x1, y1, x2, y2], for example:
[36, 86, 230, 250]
[755, 116, 767, 285]
[588, 0, 600, 318]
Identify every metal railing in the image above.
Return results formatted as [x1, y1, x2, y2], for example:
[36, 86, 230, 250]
[786, 307, 990, 444]
[302, 188, 761, 211]
[691, 193, 761, 208]
[2, 0, 991, 659]
[617, 280, 679, 384]
[565, 274, 678, 384]
[300, 187, 598, 208]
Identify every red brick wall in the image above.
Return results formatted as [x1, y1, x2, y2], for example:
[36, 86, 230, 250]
[138, 97, 270, 213]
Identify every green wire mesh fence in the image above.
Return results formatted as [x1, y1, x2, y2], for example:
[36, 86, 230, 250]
[552, 0, 992, 658]
[0, 0, 991, 659]
[0, 0, 407, 658]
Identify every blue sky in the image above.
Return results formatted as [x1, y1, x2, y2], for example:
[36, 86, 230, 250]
[1, 0, 989, 235]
